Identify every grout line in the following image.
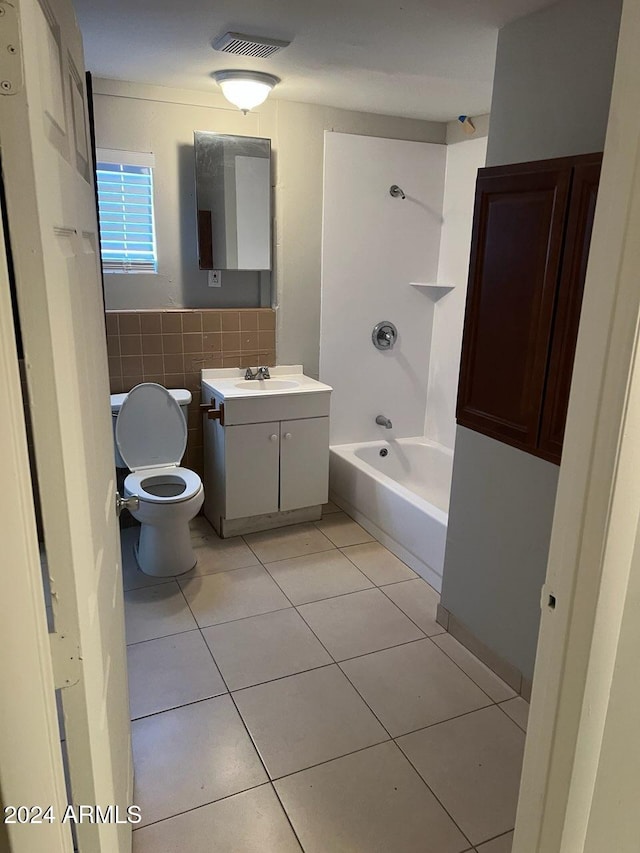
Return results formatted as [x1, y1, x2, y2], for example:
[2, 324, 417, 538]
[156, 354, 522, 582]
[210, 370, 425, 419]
[125, 626, 202, 648]
[242, 540, 338, 564]
[392, 703, 496, 743]
[428, 634, 516, 705]
[338, 548, 419, 587]
[495, 700, 528, 734]
[177, 580, 307, 853]
[132, 780, 277, 833]
[333, 634, 431, 664]
[187, 603, 294, 631]
[473, 828, 515, 848]
[395, 738, 475, 849]
[268, 737, 393, 784]
[130, 690, 229, 723]
[226, 660, 336, 695]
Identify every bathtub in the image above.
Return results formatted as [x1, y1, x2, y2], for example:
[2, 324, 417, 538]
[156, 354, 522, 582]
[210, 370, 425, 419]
[329, 438, 453, 591]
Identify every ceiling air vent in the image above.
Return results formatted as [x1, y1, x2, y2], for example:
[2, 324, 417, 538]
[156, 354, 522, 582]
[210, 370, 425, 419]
[212, 32, 291, 59]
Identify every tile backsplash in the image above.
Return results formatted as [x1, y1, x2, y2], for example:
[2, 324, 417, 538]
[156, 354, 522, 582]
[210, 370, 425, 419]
[106, 309, 276, 476]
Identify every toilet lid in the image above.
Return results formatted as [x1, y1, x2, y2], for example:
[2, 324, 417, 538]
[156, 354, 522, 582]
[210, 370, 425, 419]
[115, 383, 187, 472]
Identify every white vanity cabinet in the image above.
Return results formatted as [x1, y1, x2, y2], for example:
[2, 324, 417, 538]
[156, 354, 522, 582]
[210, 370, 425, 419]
[201, 367, 332, 537]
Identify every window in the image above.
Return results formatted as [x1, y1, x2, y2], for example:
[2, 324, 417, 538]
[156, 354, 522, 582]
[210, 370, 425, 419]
[96, 149, 157, 273]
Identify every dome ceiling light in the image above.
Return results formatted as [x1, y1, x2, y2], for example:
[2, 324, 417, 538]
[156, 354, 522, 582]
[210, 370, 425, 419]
[213, 70, 280, 114]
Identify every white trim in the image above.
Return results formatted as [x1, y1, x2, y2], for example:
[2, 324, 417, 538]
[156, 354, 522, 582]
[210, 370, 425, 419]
[96, 147, 155, 168]
[0, 168, 72, 853]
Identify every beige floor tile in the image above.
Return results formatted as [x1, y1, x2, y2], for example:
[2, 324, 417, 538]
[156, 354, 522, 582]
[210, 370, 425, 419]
[397, 706, 525, 845]
[132, 784, 301, 853]
[382, 578, 444, 635]
[499, 697, 529, 732]
[322, 500, 341, 515]
[121, 528, 173, 592]
[187, 518, 259, 575]
[202, 609, 331, 691]
[341, 541, 417, 585]
[275, 742, 468, 853]
[189, 515, 216, 539]
[124, 582, 196, 645]
[244, 522, 334, 563]
[233, 665, 387, 778]
[432, 633, 517, 703]
[132, 695, 267, 827]
[476, 832, 513, 853]
[179, 566, 290, 627]
[341, 639, 491, 736]
[127, 631, 226, 719]
[298, 588, 423, 661]
[264, 550, 373, 605]
[315, 512, 375, 547]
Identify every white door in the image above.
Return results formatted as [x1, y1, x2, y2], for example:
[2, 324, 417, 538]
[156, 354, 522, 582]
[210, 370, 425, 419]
[0, 0, 132, 850]
[225, 422, 280, 518]
[280, 417, 330, 511]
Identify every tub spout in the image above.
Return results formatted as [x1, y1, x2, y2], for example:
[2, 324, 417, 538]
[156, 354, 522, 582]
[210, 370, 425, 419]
[376, 415, 392, 429]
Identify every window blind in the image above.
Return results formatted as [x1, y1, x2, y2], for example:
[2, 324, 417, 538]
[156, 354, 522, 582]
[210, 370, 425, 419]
[96, 161, 157, 273]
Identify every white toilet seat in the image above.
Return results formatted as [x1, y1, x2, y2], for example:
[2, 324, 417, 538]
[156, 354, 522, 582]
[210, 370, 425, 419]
[125, 466, 202, 504]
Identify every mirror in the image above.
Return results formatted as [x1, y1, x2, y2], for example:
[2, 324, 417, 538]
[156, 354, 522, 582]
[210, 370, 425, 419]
[194, 131, 272, 271]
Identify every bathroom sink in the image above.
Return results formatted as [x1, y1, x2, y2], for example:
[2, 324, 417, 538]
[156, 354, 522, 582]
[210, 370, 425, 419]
[234, 379, 300, 392]
[201, 366, 332, 411]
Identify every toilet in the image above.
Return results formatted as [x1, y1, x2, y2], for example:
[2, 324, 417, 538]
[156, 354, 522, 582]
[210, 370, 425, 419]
[115, 383, 204, 577]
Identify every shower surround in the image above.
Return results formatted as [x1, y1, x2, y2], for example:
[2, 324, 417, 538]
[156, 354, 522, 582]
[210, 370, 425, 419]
[320, 131, 486, 587]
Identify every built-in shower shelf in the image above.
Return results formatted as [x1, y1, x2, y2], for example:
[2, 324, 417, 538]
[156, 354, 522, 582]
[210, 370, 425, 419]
[410, 282, 455, 300]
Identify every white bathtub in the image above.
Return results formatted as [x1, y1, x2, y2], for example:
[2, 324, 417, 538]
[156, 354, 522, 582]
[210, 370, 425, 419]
[329, 438, 453, 591]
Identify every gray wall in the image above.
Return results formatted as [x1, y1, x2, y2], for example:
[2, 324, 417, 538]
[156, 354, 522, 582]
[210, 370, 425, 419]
[486, 0, 621, 168]
[441, 0, 622, 680]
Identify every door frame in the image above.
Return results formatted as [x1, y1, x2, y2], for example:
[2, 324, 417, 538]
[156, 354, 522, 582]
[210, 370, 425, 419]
[1, 1, 640, 851]
[0, 170, 72, 853]
[514, 0, 640, 848]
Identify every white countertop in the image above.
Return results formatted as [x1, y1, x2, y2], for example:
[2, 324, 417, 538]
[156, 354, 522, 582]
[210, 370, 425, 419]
[201, 365, 332, 400]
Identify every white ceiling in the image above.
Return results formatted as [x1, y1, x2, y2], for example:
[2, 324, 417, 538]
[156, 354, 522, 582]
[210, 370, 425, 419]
[74, 0, 556, 122]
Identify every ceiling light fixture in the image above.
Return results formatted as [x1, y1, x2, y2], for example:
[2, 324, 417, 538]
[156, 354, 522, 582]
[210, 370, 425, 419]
[213, 70, 280, 114]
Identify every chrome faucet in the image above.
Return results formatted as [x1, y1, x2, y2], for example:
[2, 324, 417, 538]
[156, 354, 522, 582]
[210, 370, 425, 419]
[376, 415, 392, 429]
[244, 366, 271, 380]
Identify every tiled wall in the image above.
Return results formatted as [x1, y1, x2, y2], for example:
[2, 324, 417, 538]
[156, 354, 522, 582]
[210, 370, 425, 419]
[106, 309, 276, 476]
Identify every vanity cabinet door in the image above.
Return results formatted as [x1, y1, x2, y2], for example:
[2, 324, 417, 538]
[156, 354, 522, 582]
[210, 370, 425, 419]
[280, 417, 330, 511]
[225, 422, 280, 519]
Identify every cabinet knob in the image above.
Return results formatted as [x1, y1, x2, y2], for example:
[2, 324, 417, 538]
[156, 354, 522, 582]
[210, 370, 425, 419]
[284, 432, 292, 440]
[270, 434, 278, 442]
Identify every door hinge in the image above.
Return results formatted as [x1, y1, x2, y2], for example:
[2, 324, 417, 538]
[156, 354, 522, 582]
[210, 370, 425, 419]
[0, 1, 22, 96]
[50, 631, 82, 689]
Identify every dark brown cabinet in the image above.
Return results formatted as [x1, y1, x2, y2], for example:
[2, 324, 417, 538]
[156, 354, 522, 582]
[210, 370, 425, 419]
[456, 153, 601, 464]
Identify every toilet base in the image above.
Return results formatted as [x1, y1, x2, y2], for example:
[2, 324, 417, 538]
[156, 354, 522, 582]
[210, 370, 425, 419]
[135, 523, 196, 577]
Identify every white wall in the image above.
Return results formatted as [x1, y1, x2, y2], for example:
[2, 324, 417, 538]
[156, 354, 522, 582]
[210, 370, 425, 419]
[92, 79, 445, 376]
[320, 132, 446, 444]
[425, 136, 487, 449]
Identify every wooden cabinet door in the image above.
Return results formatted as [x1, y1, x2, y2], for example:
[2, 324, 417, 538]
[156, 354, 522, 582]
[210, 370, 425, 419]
[280, 417, 330, 511]
[457, 163, 571, 451]
[538, 158, 602, 461]
[225, 422, 280, 519]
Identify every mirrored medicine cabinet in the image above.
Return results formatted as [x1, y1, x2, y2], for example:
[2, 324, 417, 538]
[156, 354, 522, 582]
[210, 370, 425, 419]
[194, 131, 272, 271]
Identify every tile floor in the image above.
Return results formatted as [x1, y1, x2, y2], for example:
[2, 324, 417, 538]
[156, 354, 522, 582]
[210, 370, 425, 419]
[123, 506, 528, 852]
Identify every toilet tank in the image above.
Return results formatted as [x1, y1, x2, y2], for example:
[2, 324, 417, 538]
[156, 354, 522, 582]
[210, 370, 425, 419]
[110, 387, 192, 469]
